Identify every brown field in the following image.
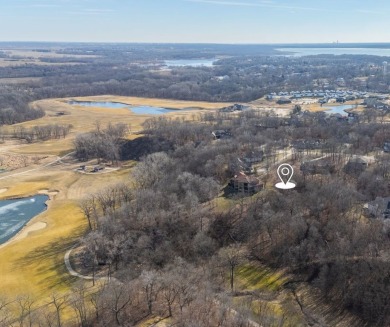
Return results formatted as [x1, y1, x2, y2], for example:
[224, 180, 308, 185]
[0, 59, 84, 67]
[7, 96, 229, 155]
[2, 49, 99, 59]
[0, 47, 99, 67]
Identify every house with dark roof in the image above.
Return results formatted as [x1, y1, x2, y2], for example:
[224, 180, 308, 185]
[240, 150, 264, 165]
[300, 157, 335, 175]
[230, 158, 254, 175]
[228, 172, 263, 195]
[344, 157, 368, 175]
[277, 98, 292, 105]
[336, 97, 346, 103]
[384, 142, 390, 153]
[212, 130, 232, 140]
[220, 104, 249, 112]
[366, 197, 390, 219]
[292, 139, 325, 150]
[348, 112, 358, 123]
[364, 97, 390, 110]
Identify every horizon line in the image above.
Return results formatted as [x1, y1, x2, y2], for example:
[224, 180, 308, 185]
[1, 41, 390, 46]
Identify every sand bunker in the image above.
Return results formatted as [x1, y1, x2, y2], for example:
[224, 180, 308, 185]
[38, 189, 59, 197]
[15, 222, 47, 241]
[0, 222, 47, 249]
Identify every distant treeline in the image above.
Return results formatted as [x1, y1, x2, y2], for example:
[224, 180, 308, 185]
[2, 44, 390, 128]
[12, 123, 73, 143]
[0, 92, 44, 125]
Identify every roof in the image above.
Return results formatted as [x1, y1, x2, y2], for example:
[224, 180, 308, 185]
[367, 197, 390, 219]
[232, 172, 261, 184]
[348, 157, 367, 164]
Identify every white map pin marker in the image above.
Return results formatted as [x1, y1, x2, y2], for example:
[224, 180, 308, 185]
[275, 164, 296, 189]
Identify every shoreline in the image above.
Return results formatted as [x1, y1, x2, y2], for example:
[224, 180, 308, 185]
[0, 221, 48, 250]
[0, 189, 57, 249]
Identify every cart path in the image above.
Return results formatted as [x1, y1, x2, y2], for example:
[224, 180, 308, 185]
[0, 151, 75, 181]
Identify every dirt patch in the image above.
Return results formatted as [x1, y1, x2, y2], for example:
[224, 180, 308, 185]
[0, 153, 50, 170]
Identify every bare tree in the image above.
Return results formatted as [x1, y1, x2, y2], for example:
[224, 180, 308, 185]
[217, 244, 247, 292]
[49, 293, 68, 327]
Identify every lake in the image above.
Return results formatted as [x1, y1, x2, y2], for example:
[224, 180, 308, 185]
[164, 59, 216, 67]
[277, 47, 390, 57]
[0, 194, 48, 245]
[68, 101, 184, 115]
[323, 104, 356, 116]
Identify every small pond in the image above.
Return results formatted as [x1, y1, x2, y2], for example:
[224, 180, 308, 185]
[0, 194, 48, 245]
[68, 101, 186, 115]
[323, 104, 357, 116]
[130, 106, 179, 115]
[67, 101, 130, 109]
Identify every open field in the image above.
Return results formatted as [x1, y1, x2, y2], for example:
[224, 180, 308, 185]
[6, 95, 229, 155]
[2, 49, 99, 59]
[0, 58, 84, 67]
[0, 48, 99, 67]
[0, 163, 132, 301]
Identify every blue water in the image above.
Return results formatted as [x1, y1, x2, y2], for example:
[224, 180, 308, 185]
[323, 104, 356, 116]
[164, 59, 216, 67]
[277, 47, 390, 57]
[67, 101, 129, 109]
[68, 101, 183, 115]
[130, 106, 179, 115]
[0, 195, 48, 245]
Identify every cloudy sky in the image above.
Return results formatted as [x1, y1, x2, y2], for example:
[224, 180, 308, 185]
[0, 0, 389, 43]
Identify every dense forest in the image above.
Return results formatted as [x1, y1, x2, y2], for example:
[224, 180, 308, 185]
[13, 109, 384, 326]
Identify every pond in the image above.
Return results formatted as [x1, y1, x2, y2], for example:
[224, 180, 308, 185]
[68, 101, 186, 115]
[67, 101, 130, 109]
[0, 194, 48, 245]
[323, 104, 356, 116]
[164, 58, 216, 67]
[129, 106, 179, 115]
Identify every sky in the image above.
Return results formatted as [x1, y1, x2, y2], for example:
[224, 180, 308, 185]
[0, 0, 390, 43]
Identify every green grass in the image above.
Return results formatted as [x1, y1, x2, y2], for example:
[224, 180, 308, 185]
[234, 264, 306, 326]
[236, 264, 288, 292]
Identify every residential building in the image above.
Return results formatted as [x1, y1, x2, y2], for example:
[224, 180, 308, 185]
[228, 172, 263, 195]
